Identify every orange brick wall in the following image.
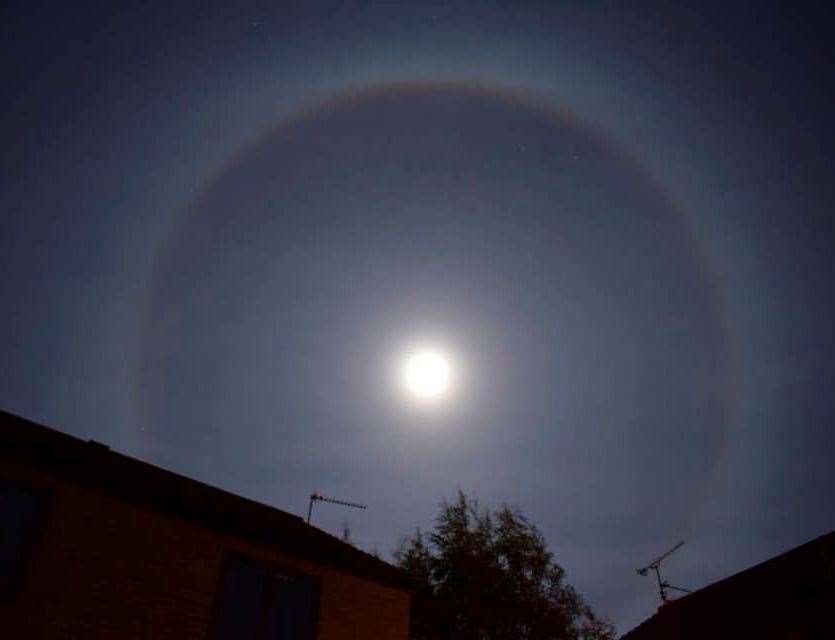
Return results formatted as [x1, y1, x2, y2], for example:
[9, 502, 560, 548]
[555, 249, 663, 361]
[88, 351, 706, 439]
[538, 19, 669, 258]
[0, 458, 409, 639]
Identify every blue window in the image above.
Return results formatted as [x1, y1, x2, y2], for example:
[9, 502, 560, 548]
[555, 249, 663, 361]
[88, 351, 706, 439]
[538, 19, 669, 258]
[0, 481, 44, 595]
[212, 556, 318, 640]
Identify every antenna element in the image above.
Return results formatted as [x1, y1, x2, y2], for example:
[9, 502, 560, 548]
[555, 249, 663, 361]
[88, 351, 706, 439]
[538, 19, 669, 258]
[636, 541, 691, 604]
[307, 492, 366, 524]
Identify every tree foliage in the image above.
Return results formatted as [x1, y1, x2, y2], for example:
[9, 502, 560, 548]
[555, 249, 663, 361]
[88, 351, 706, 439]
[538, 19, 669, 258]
[394, 492, 615, 640]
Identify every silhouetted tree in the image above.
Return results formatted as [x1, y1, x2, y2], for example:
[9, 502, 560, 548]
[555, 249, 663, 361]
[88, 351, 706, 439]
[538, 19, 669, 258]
[394, 491, 614, 640]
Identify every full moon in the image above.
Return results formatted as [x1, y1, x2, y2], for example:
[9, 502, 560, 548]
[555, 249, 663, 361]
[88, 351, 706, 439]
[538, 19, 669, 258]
[402, 350, 453, 400]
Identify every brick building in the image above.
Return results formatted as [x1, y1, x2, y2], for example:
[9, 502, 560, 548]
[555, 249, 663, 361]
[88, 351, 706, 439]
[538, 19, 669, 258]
[0, 410, 411, 639]
[621, 531, 835, 639]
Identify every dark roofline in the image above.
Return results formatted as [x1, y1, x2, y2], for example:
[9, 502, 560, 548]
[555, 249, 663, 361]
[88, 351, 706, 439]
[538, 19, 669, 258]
[0, 409, 411, 591]
[621, 529, 835, 638]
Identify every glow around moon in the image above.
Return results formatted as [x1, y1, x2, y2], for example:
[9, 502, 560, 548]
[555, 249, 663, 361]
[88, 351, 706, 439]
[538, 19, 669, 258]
[401, 349, 454, 401]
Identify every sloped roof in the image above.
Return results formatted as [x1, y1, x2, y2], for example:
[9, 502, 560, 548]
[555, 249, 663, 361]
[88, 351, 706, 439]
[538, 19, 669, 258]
[0, 409, 411, 591]
[621, 530, 835, 639]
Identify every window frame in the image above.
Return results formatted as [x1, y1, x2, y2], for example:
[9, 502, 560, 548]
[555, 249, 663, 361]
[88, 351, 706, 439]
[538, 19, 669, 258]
[209, 550, 322, 640]
[0, 476, 50, 599]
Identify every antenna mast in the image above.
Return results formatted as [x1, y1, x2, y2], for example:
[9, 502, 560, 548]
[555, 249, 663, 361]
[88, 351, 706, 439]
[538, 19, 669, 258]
[307, 492, 366, 525]
[637, 541, 691, 604]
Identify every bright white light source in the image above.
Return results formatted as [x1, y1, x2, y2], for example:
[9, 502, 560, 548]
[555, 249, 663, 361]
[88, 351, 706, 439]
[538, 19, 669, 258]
[402, 350, 452, 400]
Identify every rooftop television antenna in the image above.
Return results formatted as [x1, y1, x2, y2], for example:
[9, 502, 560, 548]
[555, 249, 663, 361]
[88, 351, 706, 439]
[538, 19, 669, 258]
[307, 492, 366, 525]
[637, 541, 691, 604]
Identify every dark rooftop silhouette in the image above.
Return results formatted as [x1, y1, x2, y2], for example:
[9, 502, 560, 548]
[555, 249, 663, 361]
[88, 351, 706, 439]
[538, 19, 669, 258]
[0, 409, 410, 591]
[621, 529, 835, 639]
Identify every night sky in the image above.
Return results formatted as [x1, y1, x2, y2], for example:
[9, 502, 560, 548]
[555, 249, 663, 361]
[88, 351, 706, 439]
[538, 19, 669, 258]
[2, 1, 834, 632]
